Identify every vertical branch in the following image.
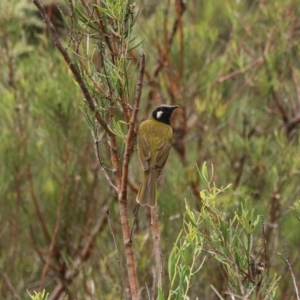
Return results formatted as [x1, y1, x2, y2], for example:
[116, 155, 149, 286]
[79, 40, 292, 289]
[107, 211, 128, 299]
[120, 50, 146, 199]
[118, 50, 146, 300]
[176, 0, 185, 78]
[261, 216, 268, 269]
[163, 0, 171, 50]
[151, 205, 164, 297]
[150, 205, 164, 295]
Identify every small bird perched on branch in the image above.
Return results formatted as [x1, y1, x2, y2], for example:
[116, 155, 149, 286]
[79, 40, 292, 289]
[136, 105, 179, 207]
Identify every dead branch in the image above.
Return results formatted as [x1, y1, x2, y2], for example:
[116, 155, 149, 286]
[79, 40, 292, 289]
[215, 56, 264, 83]
[279, 246, 300, 300]
[27, 164, 51, 243]
[150, 205, 164, 295]
[118, 50, 146, 300]
[39, 168, 69, 291]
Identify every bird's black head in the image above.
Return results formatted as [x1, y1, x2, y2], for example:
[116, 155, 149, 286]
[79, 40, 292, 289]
[152, 105, 179, 125]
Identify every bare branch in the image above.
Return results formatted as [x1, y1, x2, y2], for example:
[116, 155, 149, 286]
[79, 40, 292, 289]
[120, 50, 146, 205]
[107, 211, 128, 299]
[215, 56, 264, 83]
[39, 167, 69, 290]
[94, 139, 118, 192]
[27, 164, 51, 243]
[151, 205, 164, 294]
[117, 50, 146, 300]
[279, 246, 300, 300]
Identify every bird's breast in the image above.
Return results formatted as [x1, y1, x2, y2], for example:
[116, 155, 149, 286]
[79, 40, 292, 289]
[139, 119, 173, 145]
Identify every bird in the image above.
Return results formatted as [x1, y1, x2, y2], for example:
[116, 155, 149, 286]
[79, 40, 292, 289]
[136, 104, 179, 207]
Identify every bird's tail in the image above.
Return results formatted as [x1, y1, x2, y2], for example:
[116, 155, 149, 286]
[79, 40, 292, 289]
[136, 168, 157, 207]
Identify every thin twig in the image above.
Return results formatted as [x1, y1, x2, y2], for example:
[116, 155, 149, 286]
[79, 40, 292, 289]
[39, 166, 69, 291]
[94, 139, 118, 192]
[168, 0, 186, 51]
[130, 204, 140, 241]
[3, 273, 22, 300]
[150, 205, 164, 294]
[48, 283, 65, 300]
[291, 67, 299, 111]
[215, 56, 263, 83]
[107, 211, 129, 300]
[210, 284, 225, 300]
[262, 54, 290, 131]
[287, 114, 300, 134]
[261, 216, 268, 268]
[279, 245, 300, 300]
[27, 164, 51, 243]
[80, 205, 110, 260]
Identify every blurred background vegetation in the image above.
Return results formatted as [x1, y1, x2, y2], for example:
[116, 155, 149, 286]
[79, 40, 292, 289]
[1, 0, 300, 299]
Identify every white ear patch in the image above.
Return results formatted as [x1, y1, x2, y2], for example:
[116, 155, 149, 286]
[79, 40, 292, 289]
[156, 111, 163, 119]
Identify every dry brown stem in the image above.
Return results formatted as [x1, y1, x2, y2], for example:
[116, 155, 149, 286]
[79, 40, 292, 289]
[150, 205, 164, 295]
[118, 51, 146, 299]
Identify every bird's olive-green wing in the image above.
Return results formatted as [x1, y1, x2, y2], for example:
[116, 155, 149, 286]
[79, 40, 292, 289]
[155, 139, 172, 179]
[137, 135, 151, 171]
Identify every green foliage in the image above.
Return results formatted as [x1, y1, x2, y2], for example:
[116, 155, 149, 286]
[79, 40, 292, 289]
[27, 290, 49, 300]
[27, 289, 68, 300]
[196, 164, 279, 298]
[292, 200, 300, 221]
[166, 215, 204, 300]
[167, 163, 279, 299]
